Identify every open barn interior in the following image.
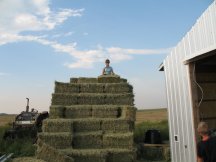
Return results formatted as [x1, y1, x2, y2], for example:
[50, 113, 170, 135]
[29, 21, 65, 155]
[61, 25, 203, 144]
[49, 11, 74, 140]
[192, 51, 216, 141]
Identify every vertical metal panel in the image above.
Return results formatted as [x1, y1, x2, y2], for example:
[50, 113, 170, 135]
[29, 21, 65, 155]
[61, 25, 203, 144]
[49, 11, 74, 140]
[164, 58, 176, 161]
[162, 2, 216, 162]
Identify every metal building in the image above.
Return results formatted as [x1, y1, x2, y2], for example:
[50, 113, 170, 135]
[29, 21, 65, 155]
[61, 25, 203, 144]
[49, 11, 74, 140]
[160, 1, 216, 162]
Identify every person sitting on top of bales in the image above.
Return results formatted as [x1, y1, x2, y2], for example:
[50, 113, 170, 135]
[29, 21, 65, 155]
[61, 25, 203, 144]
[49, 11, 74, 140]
[102, 59, 114, 75]
[197, 121, 216, 162]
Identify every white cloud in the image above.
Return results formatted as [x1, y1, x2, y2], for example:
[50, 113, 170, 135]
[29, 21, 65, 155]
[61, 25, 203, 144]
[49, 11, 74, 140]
[0, 0, 84, 33]
[0, 0, 171, 69]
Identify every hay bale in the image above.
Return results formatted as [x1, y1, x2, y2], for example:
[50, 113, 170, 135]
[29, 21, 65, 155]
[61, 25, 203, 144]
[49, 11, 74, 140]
[103, 133, 134, 149]
[49, 106, 65, 118]
[12, 157, 46, 162]
[42, 119, 73, 133]
[77, 77, 98, 83]
[104, 83, 133, 93]
[38, 132, 73, 149]
[107, 148, 136, 162]
[102, 119, 134, 133]
[51, 94, 78, 106]
[70, 78, 78, 83]
[73, 119, 101, 132]
[36, 139, 74, 162]
[120, 78, 127, 83]
[60, 149, 107, 162]
[79, 83, 104, 93]
[121, 106, 137, 121]
[73, 132, 103, 149]
[98, 75, 121, 83]
[55, 82, 79, 93]
[77, 94, 105, 105]
[65, 106, 92, 119]
[92, 105, 121, 118]
[105, 93, 134, 105]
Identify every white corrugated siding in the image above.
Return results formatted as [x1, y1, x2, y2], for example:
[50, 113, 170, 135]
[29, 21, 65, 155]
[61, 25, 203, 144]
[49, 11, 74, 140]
[163, 1, 216, 162]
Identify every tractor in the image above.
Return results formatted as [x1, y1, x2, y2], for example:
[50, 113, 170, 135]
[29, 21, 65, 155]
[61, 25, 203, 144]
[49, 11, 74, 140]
[3, 98, 49, 139]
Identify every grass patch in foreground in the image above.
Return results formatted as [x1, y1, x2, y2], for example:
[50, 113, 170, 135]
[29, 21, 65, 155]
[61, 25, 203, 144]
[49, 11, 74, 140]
[0, 125, 36, 158]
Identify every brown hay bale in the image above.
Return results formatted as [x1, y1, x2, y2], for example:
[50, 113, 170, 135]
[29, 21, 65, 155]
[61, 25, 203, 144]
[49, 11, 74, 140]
[65, 106, 92, 119]
[60, 149, 107, 162]
[103, 133, 134, 149]
[102, 119, 134, 133]
[70, 78, 78, 83]
[49, 106, 65, 118]
[92, 105, 121, 118]
[105, 93, 134, 105]
[77, 77, 98, 83]
[107, 148, 136, 162]
[73, 131, 103, 149]
[38, 132, 73, 149]
[121, 106, 137, 121]
[55, 82, 79, 93]
[77, 94, 105, 105]
[42, 119, 73, 133]
[104, 83, 133, 93]
[36, 139, 74, 162]
[120, 78, 127, 83]
[98, 75, 121, 83]
[73, 119, 101, 132]
[12, 157, 46, 162]
[51, 94, 78, 106]
[79, 83, 104, 93]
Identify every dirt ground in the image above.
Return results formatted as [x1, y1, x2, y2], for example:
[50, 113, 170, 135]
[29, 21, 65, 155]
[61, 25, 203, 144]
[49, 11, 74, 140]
[136, 109, 168, 124]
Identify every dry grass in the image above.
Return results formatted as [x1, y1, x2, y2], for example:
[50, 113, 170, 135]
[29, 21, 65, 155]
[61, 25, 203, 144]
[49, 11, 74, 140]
[0, 109, 167, 126]
[0, 114, 16, 126]
[136, 109, 168, 124]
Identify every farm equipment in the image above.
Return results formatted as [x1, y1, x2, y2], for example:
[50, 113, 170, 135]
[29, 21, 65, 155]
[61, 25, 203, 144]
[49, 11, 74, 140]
[3, 98, 49, 139]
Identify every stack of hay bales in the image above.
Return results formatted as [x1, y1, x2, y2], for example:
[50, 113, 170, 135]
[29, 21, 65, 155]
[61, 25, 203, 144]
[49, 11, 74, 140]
[37, 75, 137, 162]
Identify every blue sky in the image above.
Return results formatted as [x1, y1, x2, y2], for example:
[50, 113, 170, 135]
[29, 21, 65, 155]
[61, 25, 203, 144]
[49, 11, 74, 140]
[0, 0, 213, 114]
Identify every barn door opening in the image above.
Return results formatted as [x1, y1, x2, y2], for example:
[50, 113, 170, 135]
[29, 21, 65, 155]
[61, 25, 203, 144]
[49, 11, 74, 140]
[192, 53, 216, 142]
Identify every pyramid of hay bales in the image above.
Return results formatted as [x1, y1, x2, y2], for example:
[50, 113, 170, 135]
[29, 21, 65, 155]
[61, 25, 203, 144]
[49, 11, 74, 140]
[37, 75, 137, 162]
